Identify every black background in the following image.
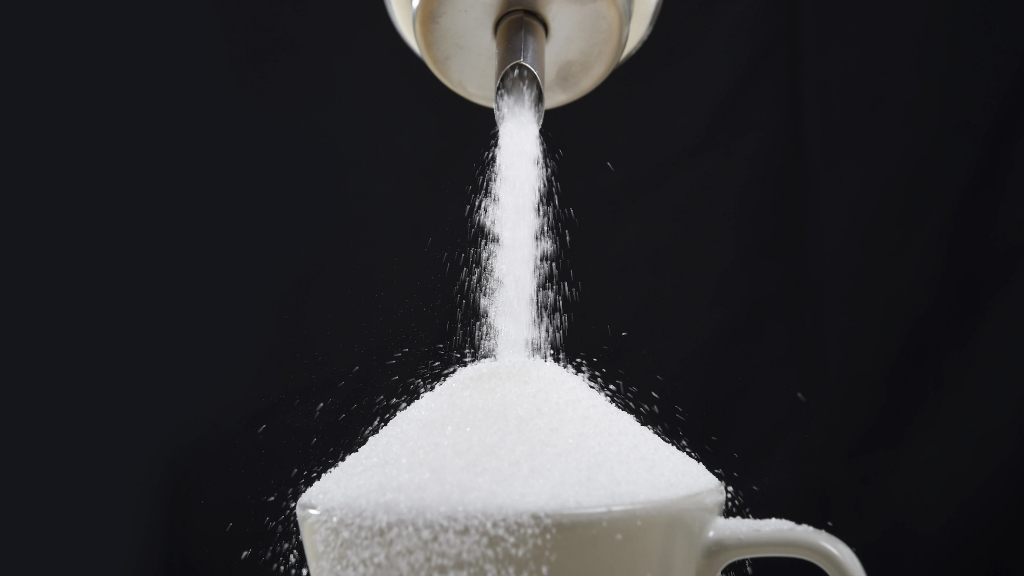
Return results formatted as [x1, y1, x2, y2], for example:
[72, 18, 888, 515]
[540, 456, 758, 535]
[44, 1, 1023, 575]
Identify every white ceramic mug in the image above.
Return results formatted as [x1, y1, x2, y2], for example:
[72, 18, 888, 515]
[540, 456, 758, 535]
[297, 483, 866, 576]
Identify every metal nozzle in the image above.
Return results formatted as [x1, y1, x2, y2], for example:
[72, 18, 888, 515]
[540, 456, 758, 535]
[495, 63, 545, 125]
[495, 11, 546, 104]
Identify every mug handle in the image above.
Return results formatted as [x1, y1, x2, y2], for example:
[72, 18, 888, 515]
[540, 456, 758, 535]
[698, 517, 867, 576]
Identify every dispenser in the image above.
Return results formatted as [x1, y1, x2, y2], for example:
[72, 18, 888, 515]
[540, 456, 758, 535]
[384, 0, 663, 109]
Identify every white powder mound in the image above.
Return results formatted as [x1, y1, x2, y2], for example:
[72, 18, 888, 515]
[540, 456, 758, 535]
[300, 359, 719, 516]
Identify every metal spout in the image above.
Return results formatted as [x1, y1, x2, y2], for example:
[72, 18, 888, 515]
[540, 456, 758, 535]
[495, 11, 546, 104]
[495, 63, 545, 125]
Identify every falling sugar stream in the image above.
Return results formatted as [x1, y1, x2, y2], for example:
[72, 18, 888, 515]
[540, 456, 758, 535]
[478, 71, 553, 360]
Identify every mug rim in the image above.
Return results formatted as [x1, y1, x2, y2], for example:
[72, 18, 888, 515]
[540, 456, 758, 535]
[545, 483, 725, 519]
[298, 483, 726, 520]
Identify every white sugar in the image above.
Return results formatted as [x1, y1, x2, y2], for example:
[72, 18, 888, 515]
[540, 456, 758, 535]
[296, 80, 716, 575]
[301, 359, 718, 515]
[476, 78, 553, 359]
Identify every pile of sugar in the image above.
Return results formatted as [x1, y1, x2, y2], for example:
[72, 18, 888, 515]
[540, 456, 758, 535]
[300, 359, 718, 515]
[297, 360, 719, 574]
